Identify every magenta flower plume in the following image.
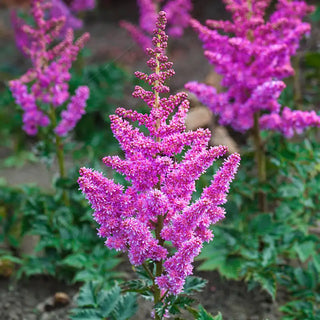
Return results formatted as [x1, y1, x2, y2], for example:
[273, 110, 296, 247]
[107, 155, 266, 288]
[9, 0, 90, 136]
[79, 11, 240, 295]
[50, 0, 96, 35]
[185, 0, 320, 136]
[70, 0, 96, 12]
[11, 0, 95, 45]
[121, 0, 192, 51]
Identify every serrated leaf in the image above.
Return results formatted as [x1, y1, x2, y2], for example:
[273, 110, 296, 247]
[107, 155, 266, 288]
[312, 254, 320, 272]
[183, 276, 207, 294]
[261, 241, 276, 268]
[0, 255, 22, 264]
[61, 254, 87, 268]
[198, 252, 226, 271]
[121, 279, 152, 293]
[77, 282, 97, 307]
[254, 273, 276, 299]
[294, 241, 315, 263]
[197, 305, 215, 320]
[212, 312, 223, 320]
[69, 308, 102, 320]
[155, 302, 166, 318]
[97, 284, 121, 317]
[112, 292, 137, 320]
[74, 270, 96, 283]
[249, 214, 273, 235]
[168, 295, 195, 315]
[220, 256, 242, 279]
[293, 268, 313, 289]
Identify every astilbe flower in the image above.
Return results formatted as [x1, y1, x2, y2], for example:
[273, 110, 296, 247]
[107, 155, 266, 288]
[70, 0, 95, 12]
[120, 0, 192, 51]
[9, 0, 90, 136]
[79, 11, 240, 295]
[185, 0, 320, 137]
[50, 0, 95, 35]
[11, 0, 95, 48]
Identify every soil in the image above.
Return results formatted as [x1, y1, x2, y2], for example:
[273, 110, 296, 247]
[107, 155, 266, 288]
[0, 270, 282, 320]
[0, 0, 318, 319]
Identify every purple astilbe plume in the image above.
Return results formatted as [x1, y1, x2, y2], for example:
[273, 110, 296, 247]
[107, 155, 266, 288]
[50, 0, 96, 35]
[79, 11, 240, 296]
[11, 10, 31, 53]
[49, 0, 83, 34]
[9, 0, 90, 136]
[11, 0, 95, 47]
[185, 0, 320, 137]
[70, 0, 96, 12]
[120, 0, 192, 51]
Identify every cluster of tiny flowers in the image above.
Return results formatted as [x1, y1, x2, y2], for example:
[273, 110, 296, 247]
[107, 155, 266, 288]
[11, 0, 95, 48]
[70, 0, 95, 12]
[120, 0, 192, 51]
[79, 12, 240, 295]
[185, 0, 320, 136]
[260, 107, 320, 138]
[9, 0, 90, 136]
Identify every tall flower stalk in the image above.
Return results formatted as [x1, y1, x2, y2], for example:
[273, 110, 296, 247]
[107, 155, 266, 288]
[120, 0, 192, 51]
[79, 11, 240, 318]
[9, 0, 90, 206]
[11, 0, 95, 51]
[185, 0, 317, 211]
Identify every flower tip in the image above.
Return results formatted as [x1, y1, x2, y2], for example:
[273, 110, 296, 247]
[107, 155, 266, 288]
[79, 167, 88, 176]
[230, 152, 241, 165]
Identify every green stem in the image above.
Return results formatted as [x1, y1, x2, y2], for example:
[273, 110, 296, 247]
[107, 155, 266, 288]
[152, 24, 167, 320]
[142, 262, 155, 281]
[49, 106, 70, 207]
[252, 112, 267, 212]
[153, 215, 164, 320]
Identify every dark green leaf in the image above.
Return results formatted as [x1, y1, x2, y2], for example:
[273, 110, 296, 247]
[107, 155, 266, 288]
[294, 241, 315, 263]
[98, 284, 121, 317]
[77, 282, 97, 307]
[197, 305, 216, 320]
[69, 308, 102, 320]
[183, 276, 207, 294]
[61, 254, 88, 269]
[112, 292, 137, 320]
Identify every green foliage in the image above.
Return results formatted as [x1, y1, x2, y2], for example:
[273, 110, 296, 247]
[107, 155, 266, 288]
[183, 276, 208, 294]
[70, 282, 138, 320]
[196, 307, 223, 320]
[120, 278, 153, 298]
[310, 5, 320, 22]
[0, 86, 32, 165]
[197, 133, 320, 315]
[153, 276, 209, 318]
[69, 62, 131, 159]
[0, 179, 123, 284]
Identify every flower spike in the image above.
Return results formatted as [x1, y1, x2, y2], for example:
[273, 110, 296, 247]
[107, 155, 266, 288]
[79, 11, 240, 295]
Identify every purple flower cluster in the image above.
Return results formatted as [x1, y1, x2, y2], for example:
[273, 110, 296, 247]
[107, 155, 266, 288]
[54, 86, 90, 137]
[9, 0, 90, 136]
[185, 0, 319, 137]
[121, 0, 192, 51]
[10, 80, 50, 135]
[70, 0, 95, 12]
[260, 107, 320, 138]
[79, 12, 240, 295]
[11, 0, 95, 46]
